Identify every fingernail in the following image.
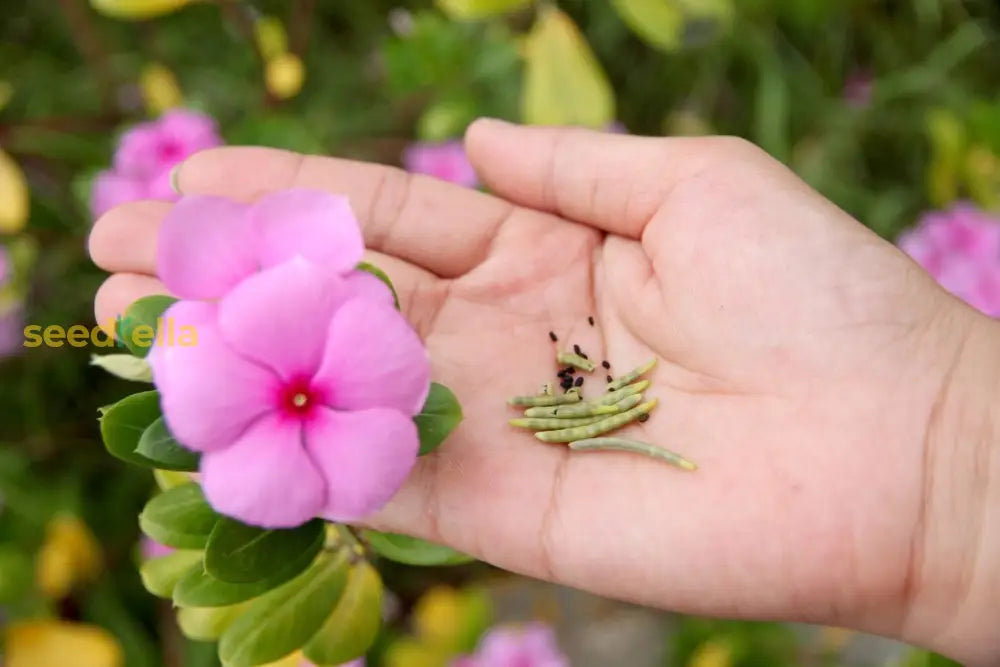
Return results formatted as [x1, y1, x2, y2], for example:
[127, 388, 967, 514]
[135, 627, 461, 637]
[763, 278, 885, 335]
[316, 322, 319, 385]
[169, 162, 184, 195]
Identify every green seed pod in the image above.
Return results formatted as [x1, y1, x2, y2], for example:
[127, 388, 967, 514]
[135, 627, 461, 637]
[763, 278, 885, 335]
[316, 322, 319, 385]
[607, 393, 642, 413]
[535, 399, 658, 442]
[556, 352, 595, 372]
[508, 414, 607, 430]
[523, 400, 619, 419]
[507, 389, 582, 407]
[594, 379, 650, 406]
[607, 358, 657, 391]
[568, 437, 697, 470]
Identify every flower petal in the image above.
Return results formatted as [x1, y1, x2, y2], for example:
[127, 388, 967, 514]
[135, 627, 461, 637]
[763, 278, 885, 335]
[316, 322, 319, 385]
[147, 300, 277, 452]
[91, 171, 148, 217]
[343, 269, 395, 306]
[314, 298, 430, 415]
[252, 189, 365, 274]
[217, 258, 355, 380]
[157, 195, 259, 299]
[306, 407, 419, 522]
[201, 414, 325, 528]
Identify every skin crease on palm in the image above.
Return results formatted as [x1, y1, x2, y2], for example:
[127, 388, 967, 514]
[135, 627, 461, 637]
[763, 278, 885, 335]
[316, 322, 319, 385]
[89, 120, 1000, 665]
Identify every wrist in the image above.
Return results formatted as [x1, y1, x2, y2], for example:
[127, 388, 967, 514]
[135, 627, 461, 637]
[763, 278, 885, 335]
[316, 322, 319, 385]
[901, 307, 1000, 665]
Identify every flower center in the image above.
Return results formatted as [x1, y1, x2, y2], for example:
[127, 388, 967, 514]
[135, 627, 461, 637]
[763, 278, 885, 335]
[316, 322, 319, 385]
[278, 377, 325, 419]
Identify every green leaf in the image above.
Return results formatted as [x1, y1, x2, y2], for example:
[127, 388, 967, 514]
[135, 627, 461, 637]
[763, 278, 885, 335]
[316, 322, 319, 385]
[172, 541, 322, 608]
[436, 0, 531, 21]
[303, 561, 383, 665]
[117, 295, 178, 357]
[356, 261, 400, 310]
[89, 353, 153, 383]
[205, 518, 325, 584]
[139, 549, 204, 599]
[138, 483, 220, 549]
[219, 551, 350, 666]
[134, 417, 200, 472]
[99, 390, 162, 468]
[611, 0, 733, 52]
[415, 383, 463, 455]
[176, 604, 248, 642]
[362, 530, 473, 566]
[522, 6, 615, 128]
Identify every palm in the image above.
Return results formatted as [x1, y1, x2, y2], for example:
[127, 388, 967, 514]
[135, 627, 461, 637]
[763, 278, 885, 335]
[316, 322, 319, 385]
[91, 126, 961, 637]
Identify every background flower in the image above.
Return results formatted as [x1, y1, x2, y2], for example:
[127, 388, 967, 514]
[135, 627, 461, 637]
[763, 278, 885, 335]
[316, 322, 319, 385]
[897, 203, 1000, 317]
[91, 108, 222, 217]
[451, 623, 569, 667]
[403, 140, 479, 187]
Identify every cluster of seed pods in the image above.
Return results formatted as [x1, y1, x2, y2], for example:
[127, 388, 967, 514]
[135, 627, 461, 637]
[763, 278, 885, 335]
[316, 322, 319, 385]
[506, 331, 697, 471]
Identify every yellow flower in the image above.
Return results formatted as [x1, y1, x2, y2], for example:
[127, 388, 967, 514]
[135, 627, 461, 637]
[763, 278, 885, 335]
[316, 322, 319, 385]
[265, 53, 305, 101]
[4, 620, 123, 667]
[35, 515, 102, 599]
[140, 63, 183, 115]
[687, 639, 733, 667]
[0, 149, 29, 234]
[90, 0, 192, 20]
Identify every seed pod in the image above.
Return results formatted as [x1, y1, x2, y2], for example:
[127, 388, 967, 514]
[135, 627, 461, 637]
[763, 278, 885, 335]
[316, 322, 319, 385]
[509, 414, 607, 430]
[568, 437, 697, 470]
[607, 358, 658, 391]
[540, 383, 554, 396]
[507, 389, 582, 407]
[524, 400, 619, 418]
[535, 399, 658, 442]
[607, 393, 642, 413]
[594, 379, 650, 406]
[556, 351, 595, 372]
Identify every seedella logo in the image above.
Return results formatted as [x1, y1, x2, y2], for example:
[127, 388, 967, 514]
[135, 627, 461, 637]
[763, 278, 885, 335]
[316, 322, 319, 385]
[22, 316, 198, 349]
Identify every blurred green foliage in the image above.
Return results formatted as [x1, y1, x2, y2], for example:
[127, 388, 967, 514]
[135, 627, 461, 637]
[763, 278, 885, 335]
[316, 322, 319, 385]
[1, 0, 998, 665]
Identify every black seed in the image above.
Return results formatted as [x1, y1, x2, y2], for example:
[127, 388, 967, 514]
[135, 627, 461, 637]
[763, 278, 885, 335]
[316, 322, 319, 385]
[549, 331, 557, 342]
[601, 360, 610, 369]
[574, 376, 584, 387]
[588, 316, 595, 326]
[579, 352, 589, 360]
[565, 367, 576, 374]
[606, 375, 613, 383]
[573, 344, 582, 355]
[638, 413, 650, 423]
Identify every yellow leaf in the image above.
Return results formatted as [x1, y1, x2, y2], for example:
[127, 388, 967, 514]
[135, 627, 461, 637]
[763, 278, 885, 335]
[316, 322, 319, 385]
[522, 7, 614, 128]
[35, 515, 102, 598]
[436, 0, 532, 21]
[140, 63, 183, 115]
[255, 16, 289, 61]
[964, 144, 1000, 210]
[413, 586, 464, 649]
[687, 639, 733, 667]
[265, 53, 305, 101]
[383, 638, 452, 667]
[90, 0, 192, 20]
[5, 620, 123, 667]
[0, 149, 29, 234]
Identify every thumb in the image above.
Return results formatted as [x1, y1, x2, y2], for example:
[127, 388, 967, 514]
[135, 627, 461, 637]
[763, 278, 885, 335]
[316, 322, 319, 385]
[463, 119, 757, 239]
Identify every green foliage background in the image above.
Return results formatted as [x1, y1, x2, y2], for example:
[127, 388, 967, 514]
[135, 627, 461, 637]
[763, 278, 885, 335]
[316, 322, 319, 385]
[1, 0, 997, 665]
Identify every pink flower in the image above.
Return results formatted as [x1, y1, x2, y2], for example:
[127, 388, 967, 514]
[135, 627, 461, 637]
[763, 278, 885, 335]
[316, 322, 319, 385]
[141, 537, 174, 560]
[0, 303, 23, 360]
[147, 257, 430, 528]
[898, 203, 1000, 317]
[91, 109, 222, 217]
[843, 70, 874, 108]
[451, 623, 569, 667]
[157, 190, 390, 303]
[402, 141, 479, 188]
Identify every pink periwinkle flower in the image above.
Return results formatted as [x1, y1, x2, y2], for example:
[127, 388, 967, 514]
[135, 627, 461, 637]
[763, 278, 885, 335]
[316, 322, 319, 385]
[403, 140, 479, 188]
[141, 537, 174, 560]
[156, 189, 391, 304]
[91, 109, 222, 217]
[151, 189, 423, 528]
[843, 70, 874, 109]
[451, 623, 569, 667]
[898, 203, 1000, 317]
[0, 303, 23, 360]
